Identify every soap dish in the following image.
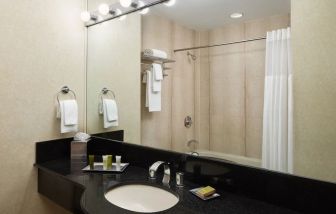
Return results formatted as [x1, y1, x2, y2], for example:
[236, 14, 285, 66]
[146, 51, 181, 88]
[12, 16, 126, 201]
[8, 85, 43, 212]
[82, 162, 129, 173]
[189, 187, 220, 200]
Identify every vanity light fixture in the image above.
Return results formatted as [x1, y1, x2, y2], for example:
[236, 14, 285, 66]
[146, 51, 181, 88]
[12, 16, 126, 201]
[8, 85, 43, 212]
[164, 0, 176, 7]
[98, 4, 123, 18]
[83, 0, 170, 27]
[230, 12, 244, 19]
[120, 0, 132, 8]
[80, 11, 97, 22]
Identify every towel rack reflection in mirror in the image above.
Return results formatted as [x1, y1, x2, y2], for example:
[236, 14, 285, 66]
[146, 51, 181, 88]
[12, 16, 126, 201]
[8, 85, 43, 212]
[141, 55, 175, 78]
[56, 86, 76, 104]
[100, 87, 116, 101]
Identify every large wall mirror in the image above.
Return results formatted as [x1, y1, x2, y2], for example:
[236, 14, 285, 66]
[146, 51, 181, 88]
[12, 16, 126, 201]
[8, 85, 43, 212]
[86, 0, 336, 183]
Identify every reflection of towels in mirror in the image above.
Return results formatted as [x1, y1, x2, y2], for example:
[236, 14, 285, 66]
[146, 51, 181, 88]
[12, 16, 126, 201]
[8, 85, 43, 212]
[58, 100, 78, 133]
[102, 99, 118, 128]
[143, 49, 167, 59]
[152, 63, 163, 92]
[145, 70, 161, 112]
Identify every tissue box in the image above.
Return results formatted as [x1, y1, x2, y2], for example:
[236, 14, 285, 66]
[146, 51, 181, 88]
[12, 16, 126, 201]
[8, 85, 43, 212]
[71, 141, 87, 163]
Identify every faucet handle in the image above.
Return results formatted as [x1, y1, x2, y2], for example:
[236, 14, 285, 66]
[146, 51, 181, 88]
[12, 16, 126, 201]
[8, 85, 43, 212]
[162, 163, 171, 184]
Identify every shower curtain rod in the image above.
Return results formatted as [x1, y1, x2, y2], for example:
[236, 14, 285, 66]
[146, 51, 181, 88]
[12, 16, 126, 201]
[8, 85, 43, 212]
[174, 37, 266, 52]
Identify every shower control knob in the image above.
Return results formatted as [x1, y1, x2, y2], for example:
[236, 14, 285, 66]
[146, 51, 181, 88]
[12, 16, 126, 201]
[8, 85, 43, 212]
[184, 116, 193, 128]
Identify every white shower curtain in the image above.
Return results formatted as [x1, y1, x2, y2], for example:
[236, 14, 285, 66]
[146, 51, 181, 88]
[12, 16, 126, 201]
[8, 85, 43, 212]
[262, 27, 293, 174]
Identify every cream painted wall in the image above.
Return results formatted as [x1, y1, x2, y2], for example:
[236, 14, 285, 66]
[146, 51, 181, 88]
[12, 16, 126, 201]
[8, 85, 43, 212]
[292, 0, 336, 182]
[0, 0, 85, 214]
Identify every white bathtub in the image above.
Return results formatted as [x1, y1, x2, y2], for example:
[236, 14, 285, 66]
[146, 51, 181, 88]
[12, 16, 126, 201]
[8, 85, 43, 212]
[188, 150, 261, 168]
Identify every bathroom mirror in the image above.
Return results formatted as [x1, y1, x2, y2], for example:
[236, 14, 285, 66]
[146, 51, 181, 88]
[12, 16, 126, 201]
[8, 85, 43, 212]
[86, 0, 141, 143]
[86, 0, 290, 166]
[86, 0, 336, 182]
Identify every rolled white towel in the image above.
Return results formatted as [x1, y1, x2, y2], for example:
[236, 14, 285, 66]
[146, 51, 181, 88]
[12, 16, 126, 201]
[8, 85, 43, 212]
[143, 49, 167, 59]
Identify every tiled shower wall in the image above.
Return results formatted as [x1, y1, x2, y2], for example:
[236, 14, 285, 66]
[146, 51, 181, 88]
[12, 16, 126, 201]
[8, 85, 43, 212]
[141, 14, 290, 159]
[208, 15, 290, 159]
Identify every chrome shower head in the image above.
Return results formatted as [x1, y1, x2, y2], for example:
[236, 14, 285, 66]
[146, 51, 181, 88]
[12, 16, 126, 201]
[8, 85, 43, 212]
[187, 51, 197, 60]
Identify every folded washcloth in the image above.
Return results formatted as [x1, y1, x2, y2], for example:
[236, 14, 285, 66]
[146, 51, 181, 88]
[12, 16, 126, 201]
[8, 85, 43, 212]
[143, 49, 168, 59]
[59, 100, 78, 133]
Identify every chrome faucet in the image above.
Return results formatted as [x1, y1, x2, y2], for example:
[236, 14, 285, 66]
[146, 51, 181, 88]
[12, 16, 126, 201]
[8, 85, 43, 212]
[149, 161, 171, 185]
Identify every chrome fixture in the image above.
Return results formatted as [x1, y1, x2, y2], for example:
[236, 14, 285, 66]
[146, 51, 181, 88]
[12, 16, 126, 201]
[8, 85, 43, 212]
[100, 87, 116, 104]
[82, 0, 172, 27]
[176, 172, 184, 187]
[56, 86, 77, 103]
[187, 51, 197, 61]
[190, 151, 199, 156]
[174, 37, 266, 53]
[184, 116, 193, 128]
[149, 161, 171, 185]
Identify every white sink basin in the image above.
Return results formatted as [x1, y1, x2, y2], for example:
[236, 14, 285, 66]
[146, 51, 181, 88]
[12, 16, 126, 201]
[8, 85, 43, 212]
[104, 184, 179, 213]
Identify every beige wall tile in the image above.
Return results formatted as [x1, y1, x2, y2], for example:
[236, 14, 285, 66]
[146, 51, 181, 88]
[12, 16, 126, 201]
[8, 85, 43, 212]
[195, 31, 210, 150]
[141, 15, 173, 150]
[171, 23, 196, 152]
[245, 40, 265, 158]
[209, 24, 246, 155]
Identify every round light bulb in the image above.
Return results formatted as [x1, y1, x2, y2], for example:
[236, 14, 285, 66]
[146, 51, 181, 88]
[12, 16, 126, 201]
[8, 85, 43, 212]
[138, 1, 149, 15]
[230, 13, 243, 19]
[164, 0, 176, 7]
[98, 4, 110, 15]
[80, 11, 91, 22]
[120, 0, 132, 8]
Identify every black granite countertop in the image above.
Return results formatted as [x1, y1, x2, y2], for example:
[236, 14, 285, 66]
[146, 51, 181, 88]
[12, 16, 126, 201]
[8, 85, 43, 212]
[36, 159, 300, 214]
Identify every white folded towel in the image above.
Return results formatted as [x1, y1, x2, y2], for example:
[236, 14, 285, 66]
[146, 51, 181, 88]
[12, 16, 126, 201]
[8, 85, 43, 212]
[152, 64, 162, 93]
[63, 100, 78, 125]
[143, 49, 168, 59]
[145, 70, 161, 112]
[59, 100, 78, 133]
[103, 98, 118, 128]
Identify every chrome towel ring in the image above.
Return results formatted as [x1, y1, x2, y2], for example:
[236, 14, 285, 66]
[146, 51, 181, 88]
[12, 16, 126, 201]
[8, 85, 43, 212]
[100, 87, 116, 101]
[56, 86, 77, 104]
